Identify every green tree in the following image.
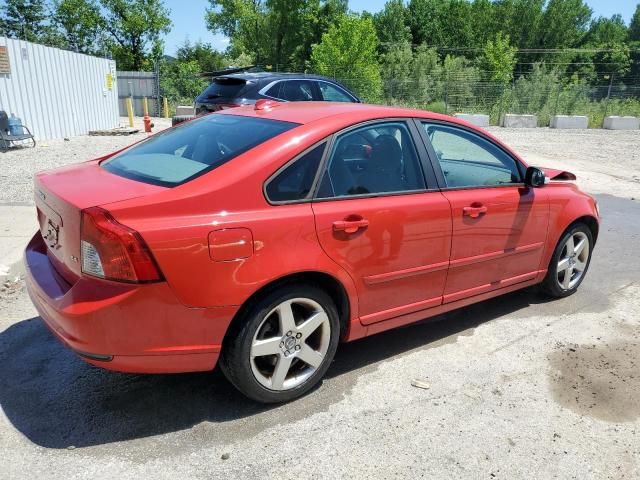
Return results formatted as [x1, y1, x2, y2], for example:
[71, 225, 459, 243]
[379, 40, 413, 99]
[53, 0, 106, 54]
[265, 0, 315, 67]
[160, 59, 208, 104]
[373, 0, 411, 47]
[584, 15, 631, 78]
[0, 0, 50, 42]
[207, 0, 346, 69]
[469, 0, 500, 49]
[206, 0, 270, 63]
[100, 0, 172, 70]
[290, 0, 348, 69]
[412, 44, 443, 104]
[481, 32, 517, 84]
[175, 39, 227, 73]
[490, 0, 544, 68]
[628, 4, 640, 81]
[311, 15, 383, 101]
[408, 0, 473, 50]
[539, 0, 592, 48]
[630, 4, 640, 42]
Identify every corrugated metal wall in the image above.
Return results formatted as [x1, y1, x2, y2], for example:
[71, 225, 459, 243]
[117, 71, 160, 117]
[0, 37, 119, 140]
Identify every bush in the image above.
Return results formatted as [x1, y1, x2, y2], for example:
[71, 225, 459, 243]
[160, 59, 208, 107]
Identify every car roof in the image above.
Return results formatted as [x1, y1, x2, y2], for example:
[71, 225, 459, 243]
[219, 101, 457, 126]
[214, 72, 341, 82]
[217, 102, 525, 163]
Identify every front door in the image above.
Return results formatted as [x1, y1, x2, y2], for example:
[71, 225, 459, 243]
[419, 121, 549, 303]
[311, 120, 451, 324]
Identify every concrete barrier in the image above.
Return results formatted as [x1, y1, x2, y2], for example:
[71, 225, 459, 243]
[550, 115, 588, 129]
[454, 113, 490, 127]
[603, 116, 639, 130]
[175, 105, 196, 116]
[500, 114, 537, 128]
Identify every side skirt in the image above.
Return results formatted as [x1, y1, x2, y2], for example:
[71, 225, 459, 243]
[345, 270, 546, 341]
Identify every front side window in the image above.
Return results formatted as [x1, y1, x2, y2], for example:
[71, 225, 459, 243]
[102, 115, 297, 187]
[422, 123, 522, 188]
[316, 122, 426, 198]
[266, 143, 326, 202]
[317, 82, 354, 102]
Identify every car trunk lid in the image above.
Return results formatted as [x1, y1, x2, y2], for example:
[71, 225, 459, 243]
[34, 160, 166, 283]
[195, 77, 251, 113]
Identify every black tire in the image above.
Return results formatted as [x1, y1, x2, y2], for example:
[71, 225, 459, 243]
[219, 284, 340, 403]
[541, 222, 594, 298]
[172, 114, 195, 127]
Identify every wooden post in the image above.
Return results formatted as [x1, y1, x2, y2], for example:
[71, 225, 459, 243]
[143, 96, 149, 117]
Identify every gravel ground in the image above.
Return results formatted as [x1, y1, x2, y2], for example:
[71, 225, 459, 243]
[0, 117, 171, 204]
[486, 127, 640, 199]
[1, 121, 639, 479]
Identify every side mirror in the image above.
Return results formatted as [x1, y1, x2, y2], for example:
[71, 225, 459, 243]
[525, 166, 546, 188]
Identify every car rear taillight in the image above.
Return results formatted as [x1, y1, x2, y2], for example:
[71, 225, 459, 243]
[80, 207, 163, 283]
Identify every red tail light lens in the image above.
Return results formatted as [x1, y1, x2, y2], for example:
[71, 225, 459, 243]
[80, 207, 163, 283]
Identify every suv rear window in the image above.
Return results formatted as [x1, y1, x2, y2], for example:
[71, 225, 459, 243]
[200, 78, 248, 99]
[102, 115, 298, 187]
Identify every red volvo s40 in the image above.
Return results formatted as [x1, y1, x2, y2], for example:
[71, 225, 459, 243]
[25, 102, 599, 402]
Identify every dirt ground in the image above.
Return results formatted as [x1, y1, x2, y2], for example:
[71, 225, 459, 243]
[0, 124, 639, 479]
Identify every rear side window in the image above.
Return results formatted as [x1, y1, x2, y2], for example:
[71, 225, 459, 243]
[318, 82, 354, 102]
[102, 115, 298, 187]
[265, 143, 326, 203]
[316, 122, 426, 198]
[266, 80, 316, 101]
[201, 78, 248, 99]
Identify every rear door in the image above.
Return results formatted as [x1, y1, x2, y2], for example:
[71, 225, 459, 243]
[418, 121, 549, 303]
[311, 120, 452, 325]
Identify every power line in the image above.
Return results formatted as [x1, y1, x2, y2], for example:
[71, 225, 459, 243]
[379, 43, 640, 54]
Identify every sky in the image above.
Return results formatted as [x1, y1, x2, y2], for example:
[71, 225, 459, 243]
[162, 0, 638, 56]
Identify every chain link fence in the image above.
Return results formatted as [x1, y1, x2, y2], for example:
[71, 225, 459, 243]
[155, 61, 640, 127]
[337, 75, 640, 128]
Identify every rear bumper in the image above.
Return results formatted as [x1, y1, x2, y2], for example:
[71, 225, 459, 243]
[24, 233, 239, 373]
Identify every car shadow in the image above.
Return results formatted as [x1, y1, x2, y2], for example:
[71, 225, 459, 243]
[0, 286, 552, 450]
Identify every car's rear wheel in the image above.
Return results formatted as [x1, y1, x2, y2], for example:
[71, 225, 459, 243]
[541, 223, 593, 298]
[220, 284, 340, 403]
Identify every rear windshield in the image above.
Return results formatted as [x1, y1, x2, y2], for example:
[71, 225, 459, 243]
[200, 78, 248, 99]
[102, 115, 298, 187]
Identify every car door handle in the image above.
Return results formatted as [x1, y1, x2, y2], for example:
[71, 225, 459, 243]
[333, 218, 369, 234]
[463, 205, 488, 218]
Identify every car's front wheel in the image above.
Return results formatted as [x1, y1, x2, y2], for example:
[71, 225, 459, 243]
[220, 284, 340, 403]
[542, 222, 594, 298]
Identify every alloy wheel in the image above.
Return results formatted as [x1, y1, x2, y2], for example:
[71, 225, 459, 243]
[250, 298, 331, 391]
[556, 231, 590, 290]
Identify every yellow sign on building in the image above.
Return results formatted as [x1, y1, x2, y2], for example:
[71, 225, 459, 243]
[106, 71, 113, 90]
[0, 46, 11, 74]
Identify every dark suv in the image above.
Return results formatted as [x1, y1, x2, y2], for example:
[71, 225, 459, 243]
[194, 72, 360, 114]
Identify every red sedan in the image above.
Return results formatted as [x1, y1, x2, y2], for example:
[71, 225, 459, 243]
[25, 102, 599, 403]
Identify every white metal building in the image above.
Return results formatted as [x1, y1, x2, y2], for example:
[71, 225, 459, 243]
[0, 37, 119, 140]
